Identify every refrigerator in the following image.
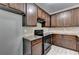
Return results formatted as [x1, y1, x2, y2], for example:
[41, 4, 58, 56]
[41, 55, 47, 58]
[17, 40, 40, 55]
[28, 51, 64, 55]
[0, 9, 23, 55]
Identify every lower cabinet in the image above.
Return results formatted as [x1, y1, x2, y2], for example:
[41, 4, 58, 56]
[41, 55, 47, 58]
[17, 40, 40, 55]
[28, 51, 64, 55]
[62, 35, 76, 50]
[52, 34, 63, 46]
[52, 34, 77, 51]
[23, 38, 42, 55]
[31, 38, 42, 55]
[32, 42, 42, 55]
[76, 38, 79, 51]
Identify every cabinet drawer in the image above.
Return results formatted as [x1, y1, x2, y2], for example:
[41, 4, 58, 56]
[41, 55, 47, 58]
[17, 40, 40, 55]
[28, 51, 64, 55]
[32, 42, 42, 55]
[52, 34, 62, 39]
[63, 35, 76, 40]
[32, 38, 42, 46]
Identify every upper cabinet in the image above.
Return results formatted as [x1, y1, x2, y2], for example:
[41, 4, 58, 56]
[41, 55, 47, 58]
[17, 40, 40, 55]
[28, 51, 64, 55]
[9, 3, 26, 13]
[37, 8, 42, 18]
[63, 10, 73, 26]
[45, 14, 50, 27]
[26, 3, 37, 26]
[37, 7, 50, 27]
[56, 12, 64, 26]
[51, 8, 79, 27]
[51, 14, 57, 27]
[0, 3, 9, 6]
[72, 8, 79, 26]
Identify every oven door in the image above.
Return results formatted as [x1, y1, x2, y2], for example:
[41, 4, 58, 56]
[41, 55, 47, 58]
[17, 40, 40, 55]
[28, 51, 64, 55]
[42, 35, 51, 54]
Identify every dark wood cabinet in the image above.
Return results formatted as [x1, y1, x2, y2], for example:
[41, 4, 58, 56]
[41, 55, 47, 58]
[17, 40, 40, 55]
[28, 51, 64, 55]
[51, 7, 79, 27]
[0, 3, 9, 6]
[23, 38, 42, 55]
[32, 39, 42, 55]
[9, 3, 25, 13]
[37, 7, 50, 27]
[51, 14, 57, 27]
[52, 34, 63, 46]
[62, 35, 76, 50]
[63, 10, 73, 26]
[52, 34, 77, 50]
[26, 3, 37, 26]
[45, 14, 50, 27]
[42, 11, 46, 19]
[76, 37, 79, 51]
[72, 8, 79, 26]
[56, 13, 64, 26]
[37, 8, 42, 18]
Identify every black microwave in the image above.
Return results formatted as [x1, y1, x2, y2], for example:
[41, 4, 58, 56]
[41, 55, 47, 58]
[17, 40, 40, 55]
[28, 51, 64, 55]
[34, 30, 43, 36]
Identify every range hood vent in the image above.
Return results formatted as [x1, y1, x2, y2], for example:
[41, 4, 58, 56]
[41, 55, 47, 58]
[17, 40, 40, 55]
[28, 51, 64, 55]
[37, 18, 45, 23]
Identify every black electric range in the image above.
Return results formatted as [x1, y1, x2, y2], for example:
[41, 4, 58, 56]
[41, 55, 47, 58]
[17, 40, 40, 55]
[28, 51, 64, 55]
[34, 30, 51, 54]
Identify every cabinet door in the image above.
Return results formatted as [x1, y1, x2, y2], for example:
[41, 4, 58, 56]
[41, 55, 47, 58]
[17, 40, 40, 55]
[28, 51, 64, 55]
[9, 3, 25, 12]
[64, 10, 74, 26]
[51, 14, 57, 27]
[26, 3, 37, 26]
[45, 14, 50, 27]
[52, 34, 63, 46]
[32, 42, 42, 55]
[52, 34, 76, 50]
[0, 3, 9, 6]
[56, 13, 64, 26]
[32, 39, 42, 55]
[76, 37, 79, 51]
[37, 8, 42, 18]
[72, 8, 79, 26]
[62, 35, 76, 50]
[42, 11, 46, 19]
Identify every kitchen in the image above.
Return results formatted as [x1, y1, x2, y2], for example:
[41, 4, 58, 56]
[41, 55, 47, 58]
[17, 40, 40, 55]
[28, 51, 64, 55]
[0, 3, 79, 55]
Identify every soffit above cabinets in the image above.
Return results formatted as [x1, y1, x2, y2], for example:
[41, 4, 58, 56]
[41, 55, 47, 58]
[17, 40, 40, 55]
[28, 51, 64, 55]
[35, 3, 79, 15]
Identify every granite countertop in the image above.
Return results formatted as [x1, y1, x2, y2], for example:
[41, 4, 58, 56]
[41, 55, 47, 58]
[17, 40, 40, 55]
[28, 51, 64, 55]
[23, 29, 79, 41]
[23, 35, 42, 41]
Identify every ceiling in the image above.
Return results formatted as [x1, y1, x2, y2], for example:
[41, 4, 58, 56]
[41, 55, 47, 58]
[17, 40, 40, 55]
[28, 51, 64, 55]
[36, 3, 79, 15]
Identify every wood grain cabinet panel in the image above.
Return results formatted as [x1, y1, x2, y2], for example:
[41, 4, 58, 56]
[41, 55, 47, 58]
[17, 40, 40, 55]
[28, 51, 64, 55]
[23, 38, 42, 55]
[32, 42, 42, 55]
[63, 10, 74, 26]
[56, 13, 64, 26]
[26, 3, 37, 26]
[51, 8, 79, 27]
[52, 34, 63, 46]
[0, 3, 9, 6]
[52, 34, 77, 51]
[76, 37, 79, 52]
[32, 38, 42, 55]
[72, 8, 79, 26]
[9, 3, 25, 13]
[51, 14, 57, 27]
[37, 8, 42, 18]
[42, 11, 46, 19]
[62, 35, 76, 50]
[45, 14, 50, 27]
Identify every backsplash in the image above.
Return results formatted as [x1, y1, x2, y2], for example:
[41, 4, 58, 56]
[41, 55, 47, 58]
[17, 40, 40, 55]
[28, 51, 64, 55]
[23, 27, 49, 35]
[23, 26, 79, 36]
[49, 27, 79, 31]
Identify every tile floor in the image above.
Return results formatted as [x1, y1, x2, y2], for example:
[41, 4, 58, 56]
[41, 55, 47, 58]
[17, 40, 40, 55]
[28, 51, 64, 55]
[47, 45, 79, 55]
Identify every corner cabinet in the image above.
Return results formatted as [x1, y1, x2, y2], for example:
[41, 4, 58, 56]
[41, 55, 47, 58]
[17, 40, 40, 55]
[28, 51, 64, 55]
[26, 3, 37, 26]
[52, 34, 77, 51]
